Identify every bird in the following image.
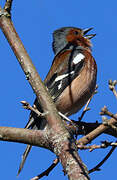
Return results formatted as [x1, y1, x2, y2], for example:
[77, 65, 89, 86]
[18, 27, 97, 175]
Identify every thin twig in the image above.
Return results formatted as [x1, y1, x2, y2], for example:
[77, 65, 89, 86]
[20, 101, 48, 117]
[77, 141, 117, 152]
[89, 144, 116, 173]
[79, 85, 98, 121]
[58, 112, 72, 123]
[58, 112, 78, 128]
[108, 80, 117, 99]
[100, 106, 117, 121]
[21, 101, 76, 126]
[101, 115, 117, 133]
[31, 158, 59, 180]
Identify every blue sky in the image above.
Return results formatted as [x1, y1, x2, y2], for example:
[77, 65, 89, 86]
[0, 1, 117, 180]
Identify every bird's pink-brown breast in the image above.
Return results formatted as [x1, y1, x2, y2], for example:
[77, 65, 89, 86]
[55, 50, 97, 116]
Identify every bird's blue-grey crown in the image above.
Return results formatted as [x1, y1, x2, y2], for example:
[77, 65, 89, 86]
[52, 27, 95, 55]
[52, 27, 81, 55]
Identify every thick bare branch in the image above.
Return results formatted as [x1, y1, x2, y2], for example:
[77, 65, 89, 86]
[77, 114, 117, 145]
[0, 126, 49, 148]
[0, 7, 64, 130]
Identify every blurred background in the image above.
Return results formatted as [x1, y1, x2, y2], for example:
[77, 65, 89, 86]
[0, 1, 117, 179]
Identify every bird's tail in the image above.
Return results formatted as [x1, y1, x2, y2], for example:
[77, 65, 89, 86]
[17, 99, 45, 175]
[17, 145, 32, 176]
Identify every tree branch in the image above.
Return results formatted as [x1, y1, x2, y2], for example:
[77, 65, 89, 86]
[0, 126, 49, 149]
[89, 145, 116, 173]
[108, 80, 117, 99]
[70, 121, 117, 138]
[0, 6, 64, 130]
[31, 158, 59, 180]
[77, 114, 117, 145]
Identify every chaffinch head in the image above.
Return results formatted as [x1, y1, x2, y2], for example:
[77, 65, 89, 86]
[18, 27, 97, 175]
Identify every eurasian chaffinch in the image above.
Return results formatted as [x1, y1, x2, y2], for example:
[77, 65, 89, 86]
[18, 27, 97, 175]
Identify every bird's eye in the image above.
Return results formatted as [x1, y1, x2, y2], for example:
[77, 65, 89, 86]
[74, 31, 79, 35]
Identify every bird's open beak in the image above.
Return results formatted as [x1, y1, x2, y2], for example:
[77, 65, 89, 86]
[83, 28, 96, 39]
